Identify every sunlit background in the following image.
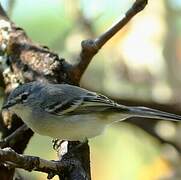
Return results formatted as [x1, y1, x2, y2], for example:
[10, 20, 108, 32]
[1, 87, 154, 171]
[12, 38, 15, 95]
[1, 0, 181, 179]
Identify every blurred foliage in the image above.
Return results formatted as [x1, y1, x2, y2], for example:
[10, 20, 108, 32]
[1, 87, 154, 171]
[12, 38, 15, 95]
[1, 0, 181, 179]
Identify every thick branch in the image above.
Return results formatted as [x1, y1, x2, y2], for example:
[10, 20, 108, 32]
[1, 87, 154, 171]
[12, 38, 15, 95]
[0, 147, 80, 179]
[57, 140, 90, 180]
[68, 0, 148, 84]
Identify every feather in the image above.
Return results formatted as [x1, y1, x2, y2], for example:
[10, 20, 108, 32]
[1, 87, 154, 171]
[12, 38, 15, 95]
[43, 91, 125, 116]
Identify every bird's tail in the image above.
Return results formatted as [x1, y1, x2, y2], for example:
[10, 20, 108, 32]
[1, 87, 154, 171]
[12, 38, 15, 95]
[126, 106, 181, 121]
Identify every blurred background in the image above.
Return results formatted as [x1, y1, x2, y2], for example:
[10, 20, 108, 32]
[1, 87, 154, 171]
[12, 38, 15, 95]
[1, 0, 181, 179]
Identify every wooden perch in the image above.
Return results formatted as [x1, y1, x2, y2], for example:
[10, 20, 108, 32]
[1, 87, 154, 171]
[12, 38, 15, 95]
[67, 0, 148, 84]
[0, 0, 148, 179]
[0, 147, 82, 179]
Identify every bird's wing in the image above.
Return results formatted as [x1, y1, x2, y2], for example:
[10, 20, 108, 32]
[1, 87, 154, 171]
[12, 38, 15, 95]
[43, 91, 124, 116]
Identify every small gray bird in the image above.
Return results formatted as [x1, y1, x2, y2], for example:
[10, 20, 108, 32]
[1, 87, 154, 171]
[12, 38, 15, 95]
[2, 81, 181, 141]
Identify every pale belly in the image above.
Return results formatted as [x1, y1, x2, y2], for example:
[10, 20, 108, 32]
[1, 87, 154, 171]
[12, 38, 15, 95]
[11, 105, 128, 141]
[36, 115, 108, 141]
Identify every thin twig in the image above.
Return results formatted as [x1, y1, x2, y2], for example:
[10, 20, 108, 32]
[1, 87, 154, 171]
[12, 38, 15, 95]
[95, 0, 148, 48]
[128, 119, 181, 153]
[0, 124, 30, 148]
[68, 0, 148, 84]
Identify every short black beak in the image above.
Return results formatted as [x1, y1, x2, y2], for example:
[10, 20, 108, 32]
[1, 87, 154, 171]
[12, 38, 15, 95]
[2, 100, 17, 109]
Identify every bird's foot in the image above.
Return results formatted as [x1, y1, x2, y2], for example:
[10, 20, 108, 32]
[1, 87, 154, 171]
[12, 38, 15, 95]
[52, 138, 62, 151]
[52, 138, 88, 155]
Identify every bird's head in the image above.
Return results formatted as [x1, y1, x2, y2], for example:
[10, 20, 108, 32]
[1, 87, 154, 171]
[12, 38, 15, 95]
[2, 81, 43, 110]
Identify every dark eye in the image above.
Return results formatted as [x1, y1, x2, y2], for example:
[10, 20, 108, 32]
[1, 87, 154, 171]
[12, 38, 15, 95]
[21, 93, 29, 101]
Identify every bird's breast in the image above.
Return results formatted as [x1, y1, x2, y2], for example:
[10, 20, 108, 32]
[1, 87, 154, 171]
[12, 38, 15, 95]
[11, 105, 108, 141]
[32, 114, 108, 141]
[10, 105, 128, 141]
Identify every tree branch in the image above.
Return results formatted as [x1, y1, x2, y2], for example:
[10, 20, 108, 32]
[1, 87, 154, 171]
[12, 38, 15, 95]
[95, 0, 148, 48]
[0, 147, 81, 179]
[67, 0, 148, 84]
[113, 97, 181, 154]
[128, 118, 181, 153]
[0, 124, 30, 148]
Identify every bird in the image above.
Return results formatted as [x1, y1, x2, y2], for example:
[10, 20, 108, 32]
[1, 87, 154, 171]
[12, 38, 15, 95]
[2, 81, 181, 141]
